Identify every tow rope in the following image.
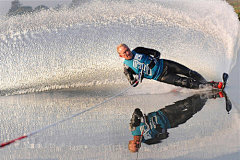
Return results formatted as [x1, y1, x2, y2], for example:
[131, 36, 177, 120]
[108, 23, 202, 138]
[1, 82, 138, 148]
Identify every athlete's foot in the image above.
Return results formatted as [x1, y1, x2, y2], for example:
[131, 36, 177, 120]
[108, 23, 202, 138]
[209, 81, 223, 89]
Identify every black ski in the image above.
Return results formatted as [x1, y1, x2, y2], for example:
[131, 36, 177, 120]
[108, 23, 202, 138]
[221, 72, 229, 91]
[220, 73, 232, 113]
[222, 90, 232, 114]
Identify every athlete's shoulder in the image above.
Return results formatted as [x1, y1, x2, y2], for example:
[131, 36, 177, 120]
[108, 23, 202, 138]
[123, 63, 130, 68]
[132, 47, 147, 53]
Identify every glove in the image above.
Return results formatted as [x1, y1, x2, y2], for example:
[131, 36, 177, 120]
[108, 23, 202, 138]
[130, 115, 141, 129]
[130, 108, 143, 128]
[131, 79, 139, 87]
[148, 57, 158, 69]
[134, 108, 143, 118]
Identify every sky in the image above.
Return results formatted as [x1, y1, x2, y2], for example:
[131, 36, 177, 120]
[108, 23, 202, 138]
[0, 0, 72, 15]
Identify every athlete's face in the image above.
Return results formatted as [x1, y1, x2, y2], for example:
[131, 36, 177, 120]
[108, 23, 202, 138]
[118, 46, 133, 60]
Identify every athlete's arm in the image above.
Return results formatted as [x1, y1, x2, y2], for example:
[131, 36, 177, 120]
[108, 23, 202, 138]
[123, 64, 138, 86]
[133, 47, 160, 59]
[133, 47, 160, 69]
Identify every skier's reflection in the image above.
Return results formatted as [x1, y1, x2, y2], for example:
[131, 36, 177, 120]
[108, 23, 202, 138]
[128, 90, 231, 153]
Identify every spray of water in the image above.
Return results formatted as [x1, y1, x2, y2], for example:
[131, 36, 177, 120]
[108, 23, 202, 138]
[0, 0, 239, 95]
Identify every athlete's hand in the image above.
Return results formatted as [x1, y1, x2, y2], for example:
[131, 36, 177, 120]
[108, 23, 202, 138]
[132, 80, 139, 87]
[148, 58, 157, 69]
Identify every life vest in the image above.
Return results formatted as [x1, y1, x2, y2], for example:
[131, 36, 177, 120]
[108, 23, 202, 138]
[123, 51, 163, 80]
[131, 110, 171, 142]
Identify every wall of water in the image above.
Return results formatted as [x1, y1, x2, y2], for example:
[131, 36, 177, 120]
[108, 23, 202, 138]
[0, 0, 239, 95]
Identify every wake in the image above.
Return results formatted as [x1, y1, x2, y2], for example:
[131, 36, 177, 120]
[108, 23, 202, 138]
[0, 0, 239, 96]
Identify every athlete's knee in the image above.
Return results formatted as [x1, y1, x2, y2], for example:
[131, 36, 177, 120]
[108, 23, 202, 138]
[174, 77, 199, 89]
[189, 70, 207, 83]
[173, 78, 183, 87]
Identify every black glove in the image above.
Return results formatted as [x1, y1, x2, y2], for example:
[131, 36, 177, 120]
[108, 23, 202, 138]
[130, 108, 143, 128]
[131, 79, 139, 87]
[148, 57, 158, 69]
[134, 108, 143, 118]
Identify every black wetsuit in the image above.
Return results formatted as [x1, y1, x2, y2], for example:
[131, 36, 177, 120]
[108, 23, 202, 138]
[123, 47, 207, 89]
[129, 93, 209, 145]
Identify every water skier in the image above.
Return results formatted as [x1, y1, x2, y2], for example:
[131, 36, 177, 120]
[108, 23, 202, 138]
[117, 44, 223, 89]
[128, 91, 225, 153]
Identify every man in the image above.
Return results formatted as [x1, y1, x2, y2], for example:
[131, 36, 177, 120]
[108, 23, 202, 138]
[117, 43, 223, 89]
[128, 91, 225, 153]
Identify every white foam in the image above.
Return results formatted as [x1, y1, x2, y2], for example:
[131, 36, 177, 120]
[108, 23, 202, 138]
[0, 0, 239, 95]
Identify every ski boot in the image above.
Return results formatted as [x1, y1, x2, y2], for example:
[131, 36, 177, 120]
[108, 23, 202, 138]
[201, 73, 229, 90]
[213, 73, 229, 90]
[209, 81, 223, 89]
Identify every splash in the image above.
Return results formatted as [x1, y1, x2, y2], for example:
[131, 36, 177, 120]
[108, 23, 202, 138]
[0, 0, 239, 95]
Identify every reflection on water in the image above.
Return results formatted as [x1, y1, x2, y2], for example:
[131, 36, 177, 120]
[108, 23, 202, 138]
[128, 90, 231, 153]
[0, 85, 238, 159]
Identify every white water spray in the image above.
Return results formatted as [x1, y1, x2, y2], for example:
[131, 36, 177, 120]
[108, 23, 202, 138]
[0, 0, 239, 95]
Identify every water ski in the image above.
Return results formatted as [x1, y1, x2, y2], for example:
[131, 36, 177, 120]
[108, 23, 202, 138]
[221, 72, 229, 91]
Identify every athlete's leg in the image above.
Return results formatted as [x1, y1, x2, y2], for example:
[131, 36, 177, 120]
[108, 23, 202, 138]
[161, 94, 207, 128]
[161, 60, 207, 83]
[162, 94, 207, 114]
[159, 72, 200, 89]
[189, 70, 207, 83]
